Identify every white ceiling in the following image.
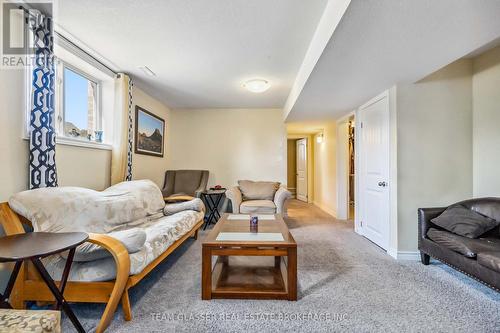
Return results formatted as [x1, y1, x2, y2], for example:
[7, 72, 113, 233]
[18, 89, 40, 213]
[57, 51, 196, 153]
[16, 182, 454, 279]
[285, 0, 500, 121]
[55, 0, 328, 108]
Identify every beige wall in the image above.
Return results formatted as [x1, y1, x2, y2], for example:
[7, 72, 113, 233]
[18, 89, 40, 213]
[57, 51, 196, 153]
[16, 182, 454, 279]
[396, 59, 474, 252]
[313, 122, 337, 217]
[169, 108, 286, 188]
[0, 69, 29, 201]
[56, 145, 111, 190]
[131, 87, 171, 188]
[287, 139, 297, 192]
[472, 46, 500, 197]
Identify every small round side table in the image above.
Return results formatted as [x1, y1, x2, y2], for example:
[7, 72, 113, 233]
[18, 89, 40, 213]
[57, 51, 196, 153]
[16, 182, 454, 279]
[0, 232, 89, 333]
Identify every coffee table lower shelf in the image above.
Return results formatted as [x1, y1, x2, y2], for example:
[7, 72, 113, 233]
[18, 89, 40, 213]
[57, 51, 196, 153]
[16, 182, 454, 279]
[202, 248, 297, 301]
[210, 258, 290, 300]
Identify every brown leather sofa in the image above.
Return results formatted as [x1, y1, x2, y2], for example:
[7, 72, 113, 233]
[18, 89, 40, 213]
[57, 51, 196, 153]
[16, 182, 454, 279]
[418, 198, 500, 291]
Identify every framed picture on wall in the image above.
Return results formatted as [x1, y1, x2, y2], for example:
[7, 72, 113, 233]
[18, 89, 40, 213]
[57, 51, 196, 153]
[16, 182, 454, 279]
[135, 105, 165, 157]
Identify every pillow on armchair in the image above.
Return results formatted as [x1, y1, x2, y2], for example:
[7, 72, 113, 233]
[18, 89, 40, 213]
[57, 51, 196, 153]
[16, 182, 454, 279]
[238, 180, 280, 201]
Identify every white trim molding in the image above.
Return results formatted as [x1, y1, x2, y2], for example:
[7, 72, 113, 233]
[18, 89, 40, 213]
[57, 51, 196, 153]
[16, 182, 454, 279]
[56, 137, 112, 151]
[387, 248, 420, 261]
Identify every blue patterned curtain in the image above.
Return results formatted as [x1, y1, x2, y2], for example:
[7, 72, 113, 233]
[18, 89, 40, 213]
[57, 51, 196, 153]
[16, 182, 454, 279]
[28, 12, 57, 189]
[126, 79, 133, 181]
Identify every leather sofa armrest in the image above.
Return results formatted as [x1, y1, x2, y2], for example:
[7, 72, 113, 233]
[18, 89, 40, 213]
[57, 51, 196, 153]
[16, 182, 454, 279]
[225, 187, 242, 214]
[418, 207, 446, 242]
[274, 186, 292, 215]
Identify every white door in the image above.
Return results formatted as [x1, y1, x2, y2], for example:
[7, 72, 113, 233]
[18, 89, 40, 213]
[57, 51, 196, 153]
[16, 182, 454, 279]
[358, 93, 390, 250]
[296, 138, 308, 202]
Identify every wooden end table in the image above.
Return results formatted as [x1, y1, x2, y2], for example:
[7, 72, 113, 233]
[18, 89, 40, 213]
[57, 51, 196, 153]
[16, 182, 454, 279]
[0, 232, 89, 333]
[201, 214, 297, 300]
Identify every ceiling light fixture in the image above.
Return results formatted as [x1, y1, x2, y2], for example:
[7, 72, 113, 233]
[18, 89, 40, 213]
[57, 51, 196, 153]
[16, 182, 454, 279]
[243, 79, 270, 93]
[139, 66, 156, 77]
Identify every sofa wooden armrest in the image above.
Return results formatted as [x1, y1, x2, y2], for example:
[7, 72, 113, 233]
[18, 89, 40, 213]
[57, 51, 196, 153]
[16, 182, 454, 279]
[86, 233, 130, 333]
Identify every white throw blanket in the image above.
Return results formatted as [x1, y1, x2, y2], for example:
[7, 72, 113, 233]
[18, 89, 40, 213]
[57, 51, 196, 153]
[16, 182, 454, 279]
[9, 180, 166, 234]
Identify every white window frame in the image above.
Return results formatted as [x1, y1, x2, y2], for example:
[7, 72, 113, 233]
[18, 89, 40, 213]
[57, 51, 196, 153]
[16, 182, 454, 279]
[55, 59, 102, 139]
[24, 58, 111, 150]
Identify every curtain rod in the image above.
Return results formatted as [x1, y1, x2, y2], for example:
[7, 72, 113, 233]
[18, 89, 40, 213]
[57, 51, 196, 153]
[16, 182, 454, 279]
[18, 5, 118, 78]
[54, 31, 118, 77]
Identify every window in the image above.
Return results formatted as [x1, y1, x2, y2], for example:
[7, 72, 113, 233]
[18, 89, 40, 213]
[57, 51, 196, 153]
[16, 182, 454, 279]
[55, 62, 102, 142]
[24, 37, 114, 149]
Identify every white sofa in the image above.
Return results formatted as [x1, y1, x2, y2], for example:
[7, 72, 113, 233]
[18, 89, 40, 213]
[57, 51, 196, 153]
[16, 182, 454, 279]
[5, 179, 204, 332]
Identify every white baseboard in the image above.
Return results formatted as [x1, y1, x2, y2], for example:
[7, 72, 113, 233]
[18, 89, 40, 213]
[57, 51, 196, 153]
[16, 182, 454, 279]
[313, 201, 337, 218]
[387, 248, 420, 261]
[387, 247, 398, 259]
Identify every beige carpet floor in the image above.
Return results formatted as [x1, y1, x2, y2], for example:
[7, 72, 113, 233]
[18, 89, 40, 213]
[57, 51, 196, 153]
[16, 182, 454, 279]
[63, 200, 500, 332]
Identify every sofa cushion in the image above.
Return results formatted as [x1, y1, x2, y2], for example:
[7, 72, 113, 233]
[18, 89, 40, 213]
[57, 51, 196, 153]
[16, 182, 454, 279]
[427, 228, 500, 258]
[61, 228, 147, 262]
[42, 210, 204, 282]
[477, 252, 500, 272]
[431, 204, 500, 238]
[8, 180, 165, 234]
[238, 180, 280, 201]
[240, 200, 276, 214]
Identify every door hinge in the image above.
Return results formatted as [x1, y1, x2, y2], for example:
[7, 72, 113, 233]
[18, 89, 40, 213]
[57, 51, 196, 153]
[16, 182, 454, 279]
[360, 220, 363, 227]
[360, 122, 363, 128]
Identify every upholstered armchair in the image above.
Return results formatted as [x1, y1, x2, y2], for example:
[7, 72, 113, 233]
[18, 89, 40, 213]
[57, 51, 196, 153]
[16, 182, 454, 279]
[162, 170, 209, 198]
[226, 180, 292, 216]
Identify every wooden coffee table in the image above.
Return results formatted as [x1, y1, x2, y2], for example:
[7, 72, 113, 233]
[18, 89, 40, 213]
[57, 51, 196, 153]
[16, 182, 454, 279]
[202, 214, 297, 300]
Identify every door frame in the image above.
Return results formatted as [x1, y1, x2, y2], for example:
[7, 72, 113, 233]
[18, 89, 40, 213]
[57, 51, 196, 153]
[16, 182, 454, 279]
[336, 111, 355, 220]
[354, 89, 398, 256]
[295, 138, 308, 202]
[287, 134, 313, 203]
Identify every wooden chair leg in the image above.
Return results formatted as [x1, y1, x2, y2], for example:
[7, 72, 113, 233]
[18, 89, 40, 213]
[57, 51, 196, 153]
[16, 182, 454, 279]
[121, 289, 132, 321]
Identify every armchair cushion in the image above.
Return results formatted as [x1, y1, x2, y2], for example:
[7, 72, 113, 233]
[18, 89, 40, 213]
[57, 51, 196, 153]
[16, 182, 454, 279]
[238, 180, 280, 201]
[240, 200, 276, 214]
